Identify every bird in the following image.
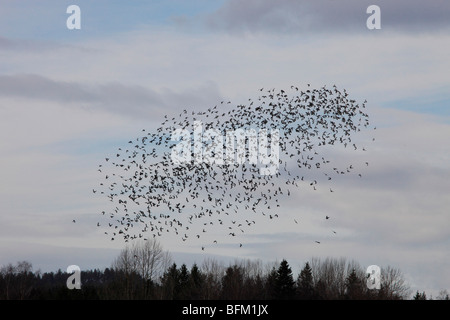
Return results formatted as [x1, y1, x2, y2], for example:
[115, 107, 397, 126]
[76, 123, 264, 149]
[94, 85, 371, 248]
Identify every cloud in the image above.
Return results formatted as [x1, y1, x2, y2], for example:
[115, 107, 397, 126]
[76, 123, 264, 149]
[1, 28, 449, 116]
[0, 36, 29, 50]
[0, 36, 73, 52]
[0, 4, 449, 297]
[0, 74, 223, 119]
[204, 0, 450, 34]
[0, 241, 121, 273]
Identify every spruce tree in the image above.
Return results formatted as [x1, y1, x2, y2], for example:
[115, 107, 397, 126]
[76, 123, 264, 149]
[345, 268, 364, 299]
[265, 267, 278, 299]
[413, 290, 427, 300]
[189, 263, 204, 299]
[160, 263, 180, 299]
[297, 262, 314, 299]
[178, 264, 190, 299]
[274, 259, 296, 299]
[221, 265, 244, 299]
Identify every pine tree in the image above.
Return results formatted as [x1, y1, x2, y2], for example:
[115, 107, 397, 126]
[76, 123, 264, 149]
[221, 265, 244, 299]
[274, 259, 296, 299]
[413, 290, 427, 300]
[297, 262, 314, 299]
[178, 264, 190, 299]
[265, 267, 278, 299]
[189, 263, 204, 299]
[345, 268, 364, 299]
[160, 263, 180, 299]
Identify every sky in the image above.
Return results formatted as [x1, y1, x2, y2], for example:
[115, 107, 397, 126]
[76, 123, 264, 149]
[0, 0, 449, 298]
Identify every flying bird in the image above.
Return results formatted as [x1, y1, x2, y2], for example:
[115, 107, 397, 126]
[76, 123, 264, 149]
[94, 85, 371, 249]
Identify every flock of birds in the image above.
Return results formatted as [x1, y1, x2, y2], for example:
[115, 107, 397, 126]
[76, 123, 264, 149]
[90, 85, 374, 249]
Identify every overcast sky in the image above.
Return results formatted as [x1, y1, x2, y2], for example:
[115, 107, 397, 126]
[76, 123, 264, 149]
[0, 1, 449, 298]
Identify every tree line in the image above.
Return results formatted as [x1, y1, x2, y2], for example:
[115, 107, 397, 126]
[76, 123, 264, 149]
[0, 240, 447, 300]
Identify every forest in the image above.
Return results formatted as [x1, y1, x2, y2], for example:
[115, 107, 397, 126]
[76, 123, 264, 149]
[0, 240, 447, 300]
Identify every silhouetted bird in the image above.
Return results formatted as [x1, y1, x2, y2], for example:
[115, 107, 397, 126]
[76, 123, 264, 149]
[95, 85, 371, 249]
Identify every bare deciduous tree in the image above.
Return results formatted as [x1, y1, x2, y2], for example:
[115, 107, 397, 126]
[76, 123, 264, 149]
[311, 257, 349, 299]
[112, 239, 171, 298]
[436, 289, 450, 300]
[0, 261, 35, 300]
[113, 239, 171, 282]
[0, 263, 15, 300]
[380, 266, 411, 299]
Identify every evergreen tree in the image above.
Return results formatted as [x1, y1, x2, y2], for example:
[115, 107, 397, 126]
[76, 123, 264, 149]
[248, 274, 266, 299]
[413, 290, 427, 300]
[264, 267, 278, 299]
[177, 264, 190, 299]
[274, 259, 296, 299]
[221, 265, 244, 299]
[189, 263, 204, 299]
[160, 263, 180, 299]
[345, 268, 364, 299]
[297, 262, 314, 299]
[0, 255, 419, 300]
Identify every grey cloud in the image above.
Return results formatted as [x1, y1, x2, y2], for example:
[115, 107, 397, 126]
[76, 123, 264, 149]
[204, 0, 450, 34]
[0, 74, 223, 119]
[0, 241, 120, 273]
[0, 36, 83, 52]
[0, 36, 20, 50]
[0, 74, 97, 103]
[0, 36, 48, 51]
